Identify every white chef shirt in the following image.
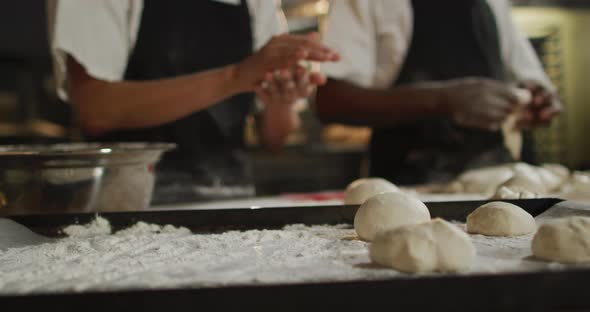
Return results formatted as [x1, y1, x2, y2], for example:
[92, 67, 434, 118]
[48, 0, 287, 100]
[322, 0, 553, 90]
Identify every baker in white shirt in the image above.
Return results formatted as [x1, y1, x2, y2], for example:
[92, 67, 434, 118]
[49, 0, 339, 204]
[317, 0, 562, 185]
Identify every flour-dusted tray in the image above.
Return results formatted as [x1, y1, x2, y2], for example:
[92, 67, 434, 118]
[7, 198, 562, 235]
[2, 198, 590, 312]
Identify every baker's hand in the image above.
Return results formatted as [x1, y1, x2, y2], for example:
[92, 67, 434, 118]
[516, 80, 562, 129]
[254, 66, 327, 151]
[441, 78, 520, 131]
[255, 66, 326, 107]
[236, 33, 339, 91]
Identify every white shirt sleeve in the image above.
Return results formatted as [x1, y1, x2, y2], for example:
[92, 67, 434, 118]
[248, 0, 288, 50]
[488, 0, 554, 90]
[51, 0, 286, 101]
[322, 0, 413, 89]
[50, 0, 143, 100]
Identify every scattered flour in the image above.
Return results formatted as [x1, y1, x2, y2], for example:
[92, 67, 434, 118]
[62, 216, 190, 238]
[115, 221, 190, 236]
[62, 216, 112, 238]
[0, 220, 377, 294]
[0, 202, 589, 295]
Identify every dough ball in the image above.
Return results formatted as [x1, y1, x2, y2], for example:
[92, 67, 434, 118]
[447, 162, 569, 196]
[450, 165, 513, 194]
[370, 219, 475, 273]
[344, 178, 399, 205]
[536, 166, 568, 192]
[467, 201, 536, 236]
[541, 163, 570, 180]
[513, 88, 533, 104]
[560, 172, 590, 195]
[444, 180, 464, 193]
[498, 173, 546, 195]
[511, 163, 547, 191]
[532, 217, 590, 263]
[345, 177, 393, 192]
[511, 162, 567, 193]
[354, 192, 430, 241]
[512, 162, 539, 176]
[492, 186, 538, 200]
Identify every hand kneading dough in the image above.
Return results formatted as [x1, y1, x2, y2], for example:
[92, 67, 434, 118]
[370, 219, 475, 273]
[354, 192, 430, 241]
[532, 217, 590, 263]
[467, 201, 536, 236]
[502, 88, 532, 161]
[344, 178, 399, 205]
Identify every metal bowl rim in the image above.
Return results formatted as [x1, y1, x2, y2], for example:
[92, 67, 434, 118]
[0, 143, 176, 157]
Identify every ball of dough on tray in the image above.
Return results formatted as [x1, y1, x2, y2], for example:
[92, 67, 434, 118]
[466, 201, 536, 236]
[541, 163, 570, 180]
[344, 178, 399, 205]
[492, 186, 538, 200]
[449, 165, 514, 194]
[536, 167, 567, 192]
[498, 173, 546, 195]
[345, 177, 395, 192]
[370, 219, 475, 273]
[532, 217, 590, 264]
[513, 162, 559, 193]
[354, 192, 430, 241]
[560, 172, 590, 195]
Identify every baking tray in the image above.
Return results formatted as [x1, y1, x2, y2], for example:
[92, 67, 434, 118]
[4, 197, 589, 312]
[2, 268, 589, 311]
[7, 198, 563, 236]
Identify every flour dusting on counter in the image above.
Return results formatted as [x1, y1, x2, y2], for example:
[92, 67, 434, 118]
[0, 220, 379, 294]
[61, 216, 112, 238]
[1, 202, 589, 295]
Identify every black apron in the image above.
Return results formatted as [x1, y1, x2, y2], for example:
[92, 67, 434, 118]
[369, 0, 513, 185]
[88, 0, 255, 204]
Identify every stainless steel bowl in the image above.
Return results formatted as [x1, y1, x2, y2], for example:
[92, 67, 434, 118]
[0, 143, 175, 216]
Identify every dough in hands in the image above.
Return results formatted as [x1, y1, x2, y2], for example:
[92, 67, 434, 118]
[502, 113, 523, 161]
[344, 178, 399, 205]
[532, 217, 590, 263]
[502, 88, 532, 161]
[354, 192, 430, 241]
[370, 219, 475, 273]
[467, 201, 536, 236]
